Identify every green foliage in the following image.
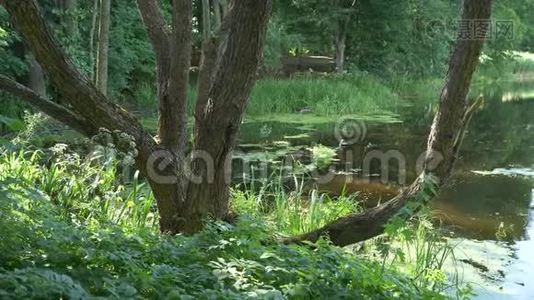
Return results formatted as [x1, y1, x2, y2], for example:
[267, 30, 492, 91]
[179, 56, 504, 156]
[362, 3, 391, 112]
[0, 150, 453, 299]
[0, 8, 27, 78]
[0, 182, 443, 299]
[0, 114, 25, 132]
[248, 74, 400, 115]
[357, 176, 472, 297]
[0, 8, 29, 121]
[309, 144, 338, 170]
[232, 171, 359, 236]
[107, 0, 155, 100]
[0, 147, 156, 229]
[263, 15, 303, 69]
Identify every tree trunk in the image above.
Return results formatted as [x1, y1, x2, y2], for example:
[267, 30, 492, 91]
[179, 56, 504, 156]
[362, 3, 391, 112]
[334, 18, 348, 74]
[213, 0, 222, 30]
[182, 0, 272, 233]
[89, 0, 99, 80]
[95, 0, 110, 95]
[201, 0, 211, 40]
[333, 1, 355, 74]
[213, 0, 227, 30]
[285, 0, 492, 246]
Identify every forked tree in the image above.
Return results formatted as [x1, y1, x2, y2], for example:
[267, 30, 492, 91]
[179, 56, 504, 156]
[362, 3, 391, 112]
[0, 0, 491, 245]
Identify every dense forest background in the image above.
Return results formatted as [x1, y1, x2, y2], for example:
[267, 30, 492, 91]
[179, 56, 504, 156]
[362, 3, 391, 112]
[1, 0, 532, 120]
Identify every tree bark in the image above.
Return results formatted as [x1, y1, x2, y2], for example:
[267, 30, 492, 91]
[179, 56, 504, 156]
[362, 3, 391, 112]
[89, 0, 99, 80]
[137, 0, 191, 154]
[201, 0, 211, 40]
[285, 0, 492, 246]
[333, 1, 355, 74]
[184, 0, 272, 233]
[334, 17, 348, 74]
[213, 0, 222, 30]
[0, 74, 94, 135]
[95, 0, 110, 95]
[164, 0, 192, 153]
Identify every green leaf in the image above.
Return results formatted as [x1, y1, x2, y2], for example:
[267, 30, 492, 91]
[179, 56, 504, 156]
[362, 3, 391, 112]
[0, 115, 25, 131]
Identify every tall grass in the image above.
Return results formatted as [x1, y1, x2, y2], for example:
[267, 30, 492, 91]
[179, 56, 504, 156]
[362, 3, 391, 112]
[232, 170, 360, 235]
[389, 77, 444, 106]
[373, 212, 459, 293]
[0, 148, 157, 229]
[248, 74, 401, 116]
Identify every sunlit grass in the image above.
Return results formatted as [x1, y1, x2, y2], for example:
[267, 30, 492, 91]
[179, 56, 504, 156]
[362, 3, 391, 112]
[0, 148, 158, 230]
[0, 148, 451, 298]
[248, 74, 401, 115]
[231, 171, 360, 235]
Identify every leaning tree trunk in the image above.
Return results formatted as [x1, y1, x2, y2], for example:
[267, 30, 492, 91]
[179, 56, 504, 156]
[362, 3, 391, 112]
[1, 0, 272, 235]
[285, 0, 492, 246]
[95, 0, 110, 94]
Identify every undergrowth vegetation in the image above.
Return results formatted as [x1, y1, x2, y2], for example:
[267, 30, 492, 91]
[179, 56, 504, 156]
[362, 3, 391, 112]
[0, 148, 465, 299]
[232, 173, 359, 236]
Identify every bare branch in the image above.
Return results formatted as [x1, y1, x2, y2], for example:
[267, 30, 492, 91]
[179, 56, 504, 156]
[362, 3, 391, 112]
[0, 74, 96, 135]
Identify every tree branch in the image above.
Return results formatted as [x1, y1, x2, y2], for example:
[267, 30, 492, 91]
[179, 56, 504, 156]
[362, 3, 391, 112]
[283, 177, 427, 246]
[135, 0, 170, 68]
[0, 74, 96, 135]
[195, 6, 234, 129]
[195, 37, 218, 130]
[1, 0, 145, 141]
[135, 0, 193, 153]
[194, 0, 272, 144]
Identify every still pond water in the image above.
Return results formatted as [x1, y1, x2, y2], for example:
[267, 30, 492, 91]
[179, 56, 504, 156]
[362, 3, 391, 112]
[235, 83, 534, 299]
